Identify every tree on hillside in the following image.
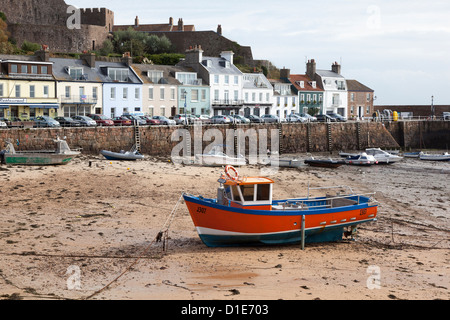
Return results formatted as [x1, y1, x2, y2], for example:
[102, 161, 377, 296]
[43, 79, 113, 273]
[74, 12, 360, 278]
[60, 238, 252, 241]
[0, 12, 16, 54]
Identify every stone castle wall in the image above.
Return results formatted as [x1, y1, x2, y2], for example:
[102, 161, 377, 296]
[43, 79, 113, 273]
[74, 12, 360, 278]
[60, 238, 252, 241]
[0, 0, 112, 52]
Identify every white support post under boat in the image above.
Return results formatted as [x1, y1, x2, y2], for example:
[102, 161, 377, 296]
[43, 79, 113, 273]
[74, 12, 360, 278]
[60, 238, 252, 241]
[301, 215, 306, 250]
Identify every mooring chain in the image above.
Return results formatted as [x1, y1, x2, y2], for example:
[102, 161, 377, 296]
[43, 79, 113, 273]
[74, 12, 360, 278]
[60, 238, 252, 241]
[84, 193, 185, 300]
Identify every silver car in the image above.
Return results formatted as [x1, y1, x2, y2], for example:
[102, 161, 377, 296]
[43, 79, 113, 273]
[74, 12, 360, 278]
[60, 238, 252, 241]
[72, 115, 97, 127]
[210, 115, 232, 124]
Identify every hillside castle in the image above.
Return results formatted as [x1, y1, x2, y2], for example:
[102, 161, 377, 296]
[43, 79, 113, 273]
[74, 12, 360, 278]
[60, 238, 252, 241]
[0, 0, 254, 64]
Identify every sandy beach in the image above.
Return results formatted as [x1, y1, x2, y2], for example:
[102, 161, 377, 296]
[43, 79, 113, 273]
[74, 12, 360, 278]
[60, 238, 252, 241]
[0, 152, 448, 301]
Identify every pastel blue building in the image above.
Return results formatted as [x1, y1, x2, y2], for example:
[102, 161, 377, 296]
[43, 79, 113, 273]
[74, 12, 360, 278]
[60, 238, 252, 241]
[99, 59, 143, 118]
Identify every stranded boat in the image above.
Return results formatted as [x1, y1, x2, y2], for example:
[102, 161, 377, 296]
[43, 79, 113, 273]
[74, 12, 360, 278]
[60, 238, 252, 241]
[195, 145, 246, 167]
[1, 138, 80, 166]
[304, 155, 345, 168]
[365, 148, 403, 164]
[101, 145, 144, 161]
[419, 152, 450, 162]
[183, 166, 378, 247]
[343, 153, 378, 166]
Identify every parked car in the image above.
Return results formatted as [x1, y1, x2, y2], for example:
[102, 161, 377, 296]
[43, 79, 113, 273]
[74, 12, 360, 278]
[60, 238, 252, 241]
[443, 112, 450, 120]
[230, 115, 250, 124]
[173, 114, 196, 125]
[327, 113, 347, 122]
[0, 117, 24, 128]
[210, 115, 232, 124]
[316, 114, 336, 123]
[72, 115, 97, 127]
[197, 115, 211, 124]
[247, 115, 264, 123]
[0, 120, 7, 128]
[298, 113, 318, 122]
[123, 114, 147, 126]
[261, 114, 280, 123]
[87, 114, 115, 126]
[112, 116, 133, 126]
[33, 116, 60, 128]
[286, 114, 306, 123]
[152, 116, 176, 126]
[139, 116, 160, 126]
[54, 117, 81, 127]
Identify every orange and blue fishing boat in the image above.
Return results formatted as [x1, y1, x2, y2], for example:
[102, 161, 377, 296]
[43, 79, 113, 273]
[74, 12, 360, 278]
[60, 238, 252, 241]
[183, 166, 378, 247]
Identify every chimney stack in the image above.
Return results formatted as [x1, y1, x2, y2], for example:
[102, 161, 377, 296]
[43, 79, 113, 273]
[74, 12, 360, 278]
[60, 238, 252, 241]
[217, 24, 222, 35]
[35, 45, 50, 62]
[220, 51, 234, 65]
[122, 52, 133, 66]
[81, 52, 96, 68]
[178, 18, 184, 31]
[185, 45, 203, 65]
[169, 17, 174, 26]
[306, 59, 316, 80]
[331, 61, 341, 75]
[135, 16, 139, 27]
[280, 67, 290, 80]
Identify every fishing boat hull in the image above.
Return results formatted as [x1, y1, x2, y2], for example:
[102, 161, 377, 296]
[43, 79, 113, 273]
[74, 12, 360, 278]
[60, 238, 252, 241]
[419, 154, 450, 161]
[304, 159, 345, 168]
[263, 158, 304, 168]
[101, 150, 144, 161]
[4, 152, 79, 165]
[195, 155, 246, 167]
[183, 194, 377, 247]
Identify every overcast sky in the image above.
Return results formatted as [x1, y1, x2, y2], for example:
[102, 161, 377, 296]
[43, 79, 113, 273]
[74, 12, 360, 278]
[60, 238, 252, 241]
[69, 0, 450, 105]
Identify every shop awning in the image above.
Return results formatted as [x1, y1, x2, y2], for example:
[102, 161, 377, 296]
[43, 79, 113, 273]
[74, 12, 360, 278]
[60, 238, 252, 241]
[28, 104, 60, 109]
[0, 103, 59, 109]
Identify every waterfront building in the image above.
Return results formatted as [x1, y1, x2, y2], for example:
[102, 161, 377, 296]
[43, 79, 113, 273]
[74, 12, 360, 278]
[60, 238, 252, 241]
[242, 73, 273, 117]
[101, 55, 143, 118]
[288, 73, 324, 115]
[346, 80, 375, 120]
[0, 51, 58, 119]
[306, 59, 348, 117]
[51, 53, 103, 117]
[178, 46, 244, 116]
[175, 70, 210, 116]
[270, 72, 297, 119]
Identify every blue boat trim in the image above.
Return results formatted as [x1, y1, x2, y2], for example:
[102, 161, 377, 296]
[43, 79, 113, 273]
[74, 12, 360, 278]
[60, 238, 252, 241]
[183, 194, 376, 217]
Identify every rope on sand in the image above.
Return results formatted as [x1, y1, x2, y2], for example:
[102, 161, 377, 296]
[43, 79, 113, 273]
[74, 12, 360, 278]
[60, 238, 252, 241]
[83, 193, 184, 300]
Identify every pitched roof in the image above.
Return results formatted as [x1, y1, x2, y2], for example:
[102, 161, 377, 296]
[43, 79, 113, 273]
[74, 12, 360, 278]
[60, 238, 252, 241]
[289, 74, 323, 92]
[346, 79, 374, 92]
[131, 64, 184, 85]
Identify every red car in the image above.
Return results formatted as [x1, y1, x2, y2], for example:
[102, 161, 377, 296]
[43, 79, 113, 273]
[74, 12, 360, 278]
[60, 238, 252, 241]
[112, 116, 132, 126]
[87, 114, 114, 126]
[140, 115, 160, 125]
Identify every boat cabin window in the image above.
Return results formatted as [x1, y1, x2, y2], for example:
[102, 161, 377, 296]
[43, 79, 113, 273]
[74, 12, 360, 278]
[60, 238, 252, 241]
[241, 185, 255, 201]
[257, 184, 271, 201]
[230, 183, 272, 203]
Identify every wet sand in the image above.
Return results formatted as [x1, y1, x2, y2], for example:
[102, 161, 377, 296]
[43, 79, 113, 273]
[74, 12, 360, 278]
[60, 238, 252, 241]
[0, 153, 448, 301]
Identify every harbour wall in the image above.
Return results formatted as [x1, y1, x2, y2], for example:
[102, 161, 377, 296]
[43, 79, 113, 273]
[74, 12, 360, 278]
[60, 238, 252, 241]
[1, 121, 448, 157]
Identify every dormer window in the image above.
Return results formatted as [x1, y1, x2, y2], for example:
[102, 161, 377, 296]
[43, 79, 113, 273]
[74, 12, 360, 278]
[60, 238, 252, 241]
[108, 68, 129, 82]
[310, 81, 317, 89]
[296, 81, 305, 88]
[68, 67, 84, 80]
[147, 70, 164, 84]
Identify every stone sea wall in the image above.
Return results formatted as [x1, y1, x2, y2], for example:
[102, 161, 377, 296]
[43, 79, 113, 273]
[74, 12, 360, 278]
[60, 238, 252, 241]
[0, 122, 409, 157]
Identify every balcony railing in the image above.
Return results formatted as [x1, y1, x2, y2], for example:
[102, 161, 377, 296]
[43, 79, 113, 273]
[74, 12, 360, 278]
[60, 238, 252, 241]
[212, 100, 245, 107]
[59, 95, 98, 104]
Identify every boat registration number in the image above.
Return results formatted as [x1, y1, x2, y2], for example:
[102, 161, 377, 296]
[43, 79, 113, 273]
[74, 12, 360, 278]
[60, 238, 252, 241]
[196, 207, 207, 214]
